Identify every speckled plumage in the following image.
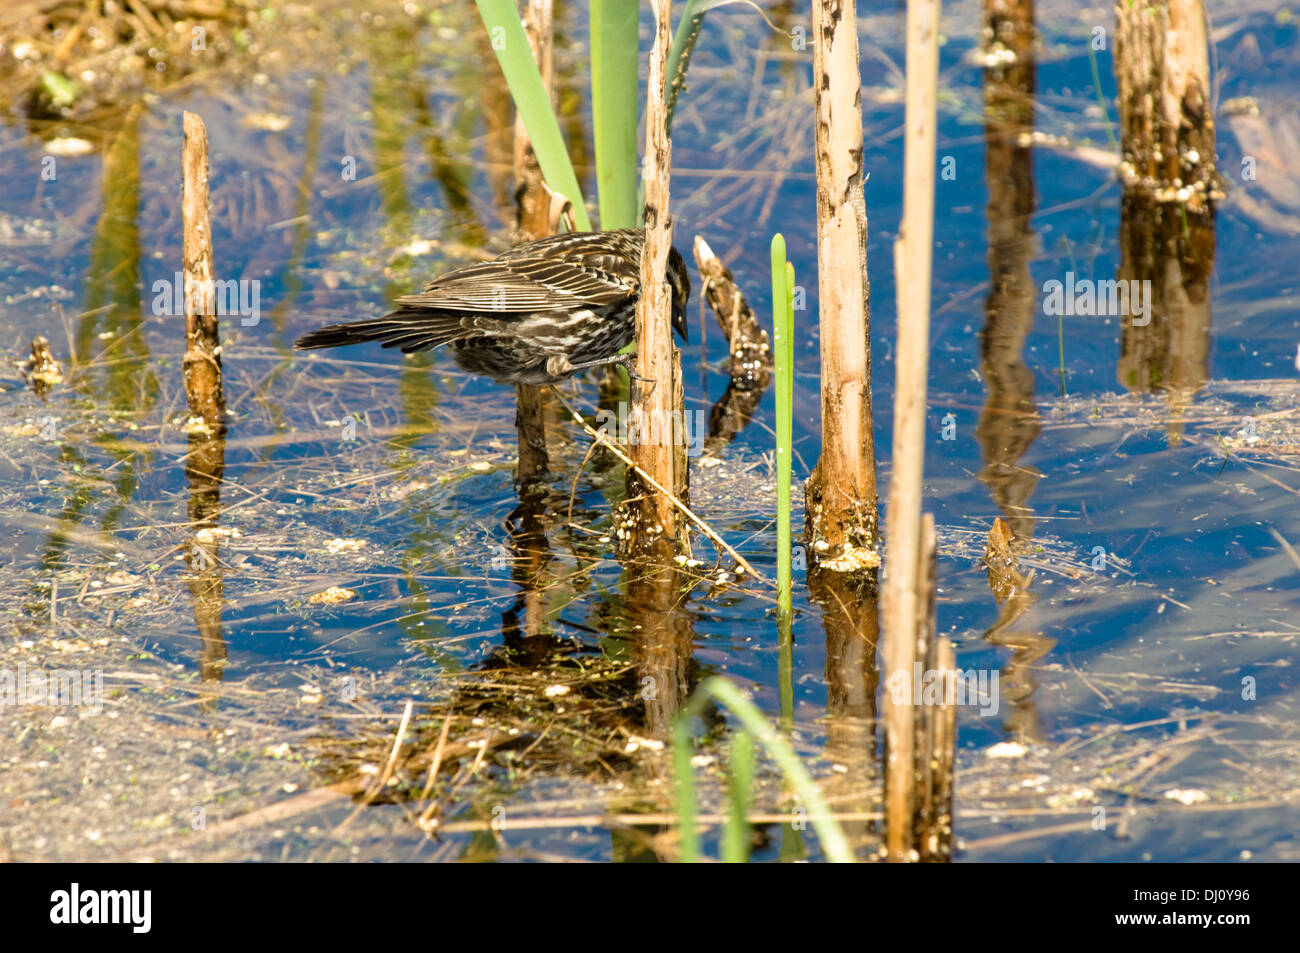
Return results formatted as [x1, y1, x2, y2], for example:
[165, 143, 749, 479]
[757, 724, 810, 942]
[294, 229, 690, 385]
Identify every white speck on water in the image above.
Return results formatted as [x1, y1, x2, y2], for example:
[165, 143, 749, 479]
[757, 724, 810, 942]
[986, 741, 1028, 759]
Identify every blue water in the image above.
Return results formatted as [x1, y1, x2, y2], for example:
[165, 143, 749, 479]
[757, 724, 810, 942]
[0, 2, 1295, 861]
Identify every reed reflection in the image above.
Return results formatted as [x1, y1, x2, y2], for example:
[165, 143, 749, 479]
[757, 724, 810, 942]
[978, 0, 1052, 742]
[184, 423, 229, 691]
[811, 569, 880, 857]
[1113, 0, 1219, 438]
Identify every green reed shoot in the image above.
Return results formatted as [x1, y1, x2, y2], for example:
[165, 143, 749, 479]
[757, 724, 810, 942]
[722, 730, 754, 862]
[474, 0, 591, 230]
[672, 676, 853, 863]
[1059, 235, 1078, 400]
[479, 0, 711, 233]
[591, 0, 639, 229]
[772, 235, 795, 618]
[1086, 36, 1117, 150]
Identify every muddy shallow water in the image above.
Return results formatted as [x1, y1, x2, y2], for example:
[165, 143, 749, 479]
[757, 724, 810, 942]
[0, 0, 1296, 862]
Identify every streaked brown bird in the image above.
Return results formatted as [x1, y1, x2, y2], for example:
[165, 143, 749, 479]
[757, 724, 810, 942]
[294, 228, 690, 385]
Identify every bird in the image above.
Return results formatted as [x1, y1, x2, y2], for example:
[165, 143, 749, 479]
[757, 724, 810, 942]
[294, 228, 690, 386]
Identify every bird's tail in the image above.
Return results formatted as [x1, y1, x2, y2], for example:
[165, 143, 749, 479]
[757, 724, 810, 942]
[294, 308, 468, 354]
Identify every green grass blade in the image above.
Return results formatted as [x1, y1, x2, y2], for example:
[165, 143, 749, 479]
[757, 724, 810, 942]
[722, 730, 755, 863]
[591, 0, 639, 229]
[673, 675, 854, 863]
[706, 677, 852, 862]
[1086, 37, 1117, 150]
[671, 715, 701, 863]
[777, 601, 794, 730]
[475, 0, 591, 230]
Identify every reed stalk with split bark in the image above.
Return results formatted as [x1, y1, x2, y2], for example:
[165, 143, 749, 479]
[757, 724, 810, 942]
[619, 0, 685, 559]
[804, 0, 877, 577]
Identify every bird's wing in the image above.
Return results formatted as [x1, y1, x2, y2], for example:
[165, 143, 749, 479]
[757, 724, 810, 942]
[393, 253, 637, 313]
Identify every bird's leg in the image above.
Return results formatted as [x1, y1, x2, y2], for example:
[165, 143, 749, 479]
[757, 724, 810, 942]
[560, 351, 653, 383]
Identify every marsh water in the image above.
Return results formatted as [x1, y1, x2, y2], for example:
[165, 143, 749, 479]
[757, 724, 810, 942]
[0, 1, 1296, 862]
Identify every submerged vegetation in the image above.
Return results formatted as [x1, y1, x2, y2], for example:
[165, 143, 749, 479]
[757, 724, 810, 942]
[0, 0, 1297, 867]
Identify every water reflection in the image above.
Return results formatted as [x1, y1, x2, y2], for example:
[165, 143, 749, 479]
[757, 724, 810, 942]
[185, 423, 229, 691]
[77, 104, 155, 413]
[496, 497, 563, 665]
[813, 571, 880, 856]
[978, 0, 1052, 742]
[1115, 192, 1215, 443]
[1113, 0, 1218, 436]
[978, 0, 1041, 545]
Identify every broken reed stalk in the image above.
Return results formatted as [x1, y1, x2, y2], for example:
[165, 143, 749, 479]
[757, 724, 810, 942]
[912, 515, 938, 847]
[804, 0, 877, 575]
[984, 0, 1034, 55]
[620, 0, 684, 559]
[663, 0, 711, 137]
[1113, 0, 1220, 212]
[514, 383, 549, 489]
[691, 235, 772, 456]
[882, 0, 940, 863]
[692, 236, 772, 384]
[181, 111, 225, 431]
[621, 358, 693, 746]
[181, 111, 229, 690]
[513, 0, 555, 490]
[912, 515, 955, 862]
[332, 699, 416, 836]
[671, 349, 690, 509]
